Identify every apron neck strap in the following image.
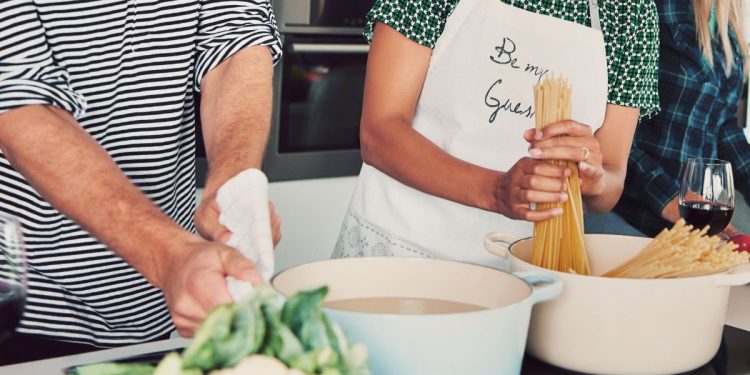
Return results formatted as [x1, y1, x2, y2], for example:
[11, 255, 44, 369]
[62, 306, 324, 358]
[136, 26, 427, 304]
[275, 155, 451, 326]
[588, 0, 601, 31]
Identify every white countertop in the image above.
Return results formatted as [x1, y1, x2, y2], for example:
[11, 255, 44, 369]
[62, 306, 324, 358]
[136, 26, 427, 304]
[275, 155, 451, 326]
[2, 285, 748, 374]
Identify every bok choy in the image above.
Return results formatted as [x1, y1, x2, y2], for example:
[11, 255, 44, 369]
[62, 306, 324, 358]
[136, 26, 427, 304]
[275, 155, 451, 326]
[74, 284, 370, 375]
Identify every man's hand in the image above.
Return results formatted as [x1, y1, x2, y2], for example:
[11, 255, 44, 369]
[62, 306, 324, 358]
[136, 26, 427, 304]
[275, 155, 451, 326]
[158, 236, 261, 337]
[270, 202, 281, 246]
[195, 193, 282, 247]
[195, 192, 231, 243]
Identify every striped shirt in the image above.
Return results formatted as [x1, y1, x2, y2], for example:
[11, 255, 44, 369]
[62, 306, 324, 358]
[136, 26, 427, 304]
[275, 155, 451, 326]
[0, 0, 281, 346]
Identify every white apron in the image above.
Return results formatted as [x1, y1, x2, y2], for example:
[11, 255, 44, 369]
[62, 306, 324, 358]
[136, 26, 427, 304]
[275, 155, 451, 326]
[334, 0, 608, 268]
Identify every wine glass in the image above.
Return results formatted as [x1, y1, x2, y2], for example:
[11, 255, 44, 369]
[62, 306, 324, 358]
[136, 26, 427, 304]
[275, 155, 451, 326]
[0, 215, 26, 343]
[679, 158, 735, 236]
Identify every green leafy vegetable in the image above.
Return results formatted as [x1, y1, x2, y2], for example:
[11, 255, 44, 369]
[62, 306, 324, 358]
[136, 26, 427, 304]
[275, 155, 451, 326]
[181, 304, 234, 370]
[262, 303, 305, 366]
[74, 284, 370, 375]
[153, 352, 203, 375]
[213, 297, 265, 368]
[282, 286, 332, 352]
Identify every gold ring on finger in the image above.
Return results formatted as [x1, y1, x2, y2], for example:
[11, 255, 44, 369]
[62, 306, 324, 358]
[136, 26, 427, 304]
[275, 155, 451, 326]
[581, 146, 590, 162]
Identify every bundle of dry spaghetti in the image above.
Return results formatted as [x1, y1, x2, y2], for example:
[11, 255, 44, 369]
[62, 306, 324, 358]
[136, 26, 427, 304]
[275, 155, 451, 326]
[531, 76, 590, 275]
[603, 219, 750, 278]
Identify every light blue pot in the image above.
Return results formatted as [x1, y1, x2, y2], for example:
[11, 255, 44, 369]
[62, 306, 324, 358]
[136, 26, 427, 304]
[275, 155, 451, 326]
[273, 257, 562, 375]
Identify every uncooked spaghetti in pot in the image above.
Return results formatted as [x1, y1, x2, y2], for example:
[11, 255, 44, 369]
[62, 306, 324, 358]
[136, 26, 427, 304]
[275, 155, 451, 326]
[603, 219, 750, 279]
[531, 76, 589, 275]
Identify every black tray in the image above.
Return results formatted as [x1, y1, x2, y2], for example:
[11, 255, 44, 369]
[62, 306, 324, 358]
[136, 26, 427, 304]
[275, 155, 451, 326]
[63, 349, 183, 374]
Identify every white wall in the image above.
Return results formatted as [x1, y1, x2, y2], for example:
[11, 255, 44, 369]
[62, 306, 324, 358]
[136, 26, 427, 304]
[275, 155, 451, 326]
[269, 177, 357, 272]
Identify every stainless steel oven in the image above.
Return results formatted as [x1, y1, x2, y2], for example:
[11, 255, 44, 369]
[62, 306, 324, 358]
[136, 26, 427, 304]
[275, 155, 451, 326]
[263, 0, 374, 181]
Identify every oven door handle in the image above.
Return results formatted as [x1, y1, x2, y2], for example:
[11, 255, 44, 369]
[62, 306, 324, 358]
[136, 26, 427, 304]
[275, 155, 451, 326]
[290, 43, 370, 54]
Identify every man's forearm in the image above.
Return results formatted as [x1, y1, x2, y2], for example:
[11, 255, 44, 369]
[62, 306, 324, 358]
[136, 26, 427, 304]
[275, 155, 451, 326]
[0, 104, 194, 288]
[200, 46, 274, 195]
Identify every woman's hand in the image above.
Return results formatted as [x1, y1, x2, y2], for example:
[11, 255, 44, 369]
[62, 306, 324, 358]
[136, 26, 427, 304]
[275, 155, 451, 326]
[524, 120, 605, 196]
[495, 157, 569, 221]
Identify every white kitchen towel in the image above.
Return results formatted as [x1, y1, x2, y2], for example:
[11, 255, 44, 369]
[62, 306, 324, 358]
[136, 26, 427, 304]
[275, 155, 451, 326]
[216, 168, 274, 301]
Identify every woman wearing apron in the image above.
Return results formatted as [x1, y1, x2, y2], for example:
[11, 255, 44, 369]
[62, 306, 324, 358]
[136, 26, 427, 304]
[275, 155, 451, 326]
[334, 0, 660, 268]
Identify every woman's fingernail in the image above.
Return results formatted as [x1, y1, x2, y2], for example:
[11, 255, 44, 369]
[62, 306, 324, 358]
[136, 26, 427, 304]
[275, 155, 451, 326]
[579, 161, 589, 171]
[529, 148, 542, 158]
[551, 208, 563, 216]
[535, 131, 544, 140]
[560, 193, 568, 201]
[564, 168, 571, 177]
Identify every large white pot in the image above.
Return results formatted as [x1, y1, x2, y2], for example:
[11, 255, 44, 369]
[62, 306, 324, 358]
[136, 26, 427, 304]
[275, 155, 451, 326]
[484, 233, 750, 375]
[272, 257, 562, 375]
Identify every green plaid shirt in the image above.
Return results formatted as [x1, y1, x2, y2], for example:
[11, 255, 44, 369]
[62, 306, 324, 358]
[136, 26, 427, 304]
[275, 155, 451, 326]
[615, 0, 747, 237]
[364, 0, 660, 118]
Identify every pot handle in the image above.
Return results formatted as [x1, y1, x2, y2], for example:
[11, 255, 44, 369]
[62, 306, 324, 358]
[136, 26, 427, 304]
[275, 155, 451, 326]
[514, 271, 563, 304]
[484, 233, 520, 260]
[713, 264, 750, 287]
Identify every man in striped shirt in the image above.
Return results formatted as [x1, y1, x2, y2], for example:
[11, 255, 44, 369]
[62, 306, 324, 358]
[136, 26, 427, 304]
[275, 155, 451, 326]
[0, 0, 282, 363]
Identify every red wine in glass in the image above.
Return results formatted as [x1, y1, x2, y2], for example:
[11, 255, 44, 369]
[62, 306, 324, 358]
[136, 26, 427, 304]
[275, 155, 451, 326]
[0, 282, 25, 342]
[679, 158, 734, 236]
[678, 201, 734, 236]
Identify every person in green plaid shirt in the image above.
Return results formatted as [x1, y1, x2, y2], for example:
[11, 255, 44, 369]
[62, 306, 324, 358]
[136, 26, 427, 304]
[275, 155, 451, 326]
[614, 0, 750, 239]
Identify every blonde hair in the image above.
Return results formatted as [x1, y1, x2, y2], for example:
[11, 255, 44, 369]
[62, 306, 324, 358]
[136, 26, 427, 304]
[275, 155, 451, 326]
[692, 0, 749, 76]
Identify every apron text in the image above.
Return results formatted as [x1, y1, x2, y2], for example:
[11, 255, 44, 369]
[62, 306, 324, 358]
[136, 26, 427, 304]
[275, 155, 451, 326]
[484, 79, 535, 123]
[490, 37, 550, 83]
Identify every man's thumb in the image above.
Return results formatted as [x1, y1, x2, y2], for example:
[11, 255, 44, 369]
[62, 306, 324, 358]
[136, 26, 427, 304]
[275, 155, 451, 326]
[221, 248, 262, 285]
